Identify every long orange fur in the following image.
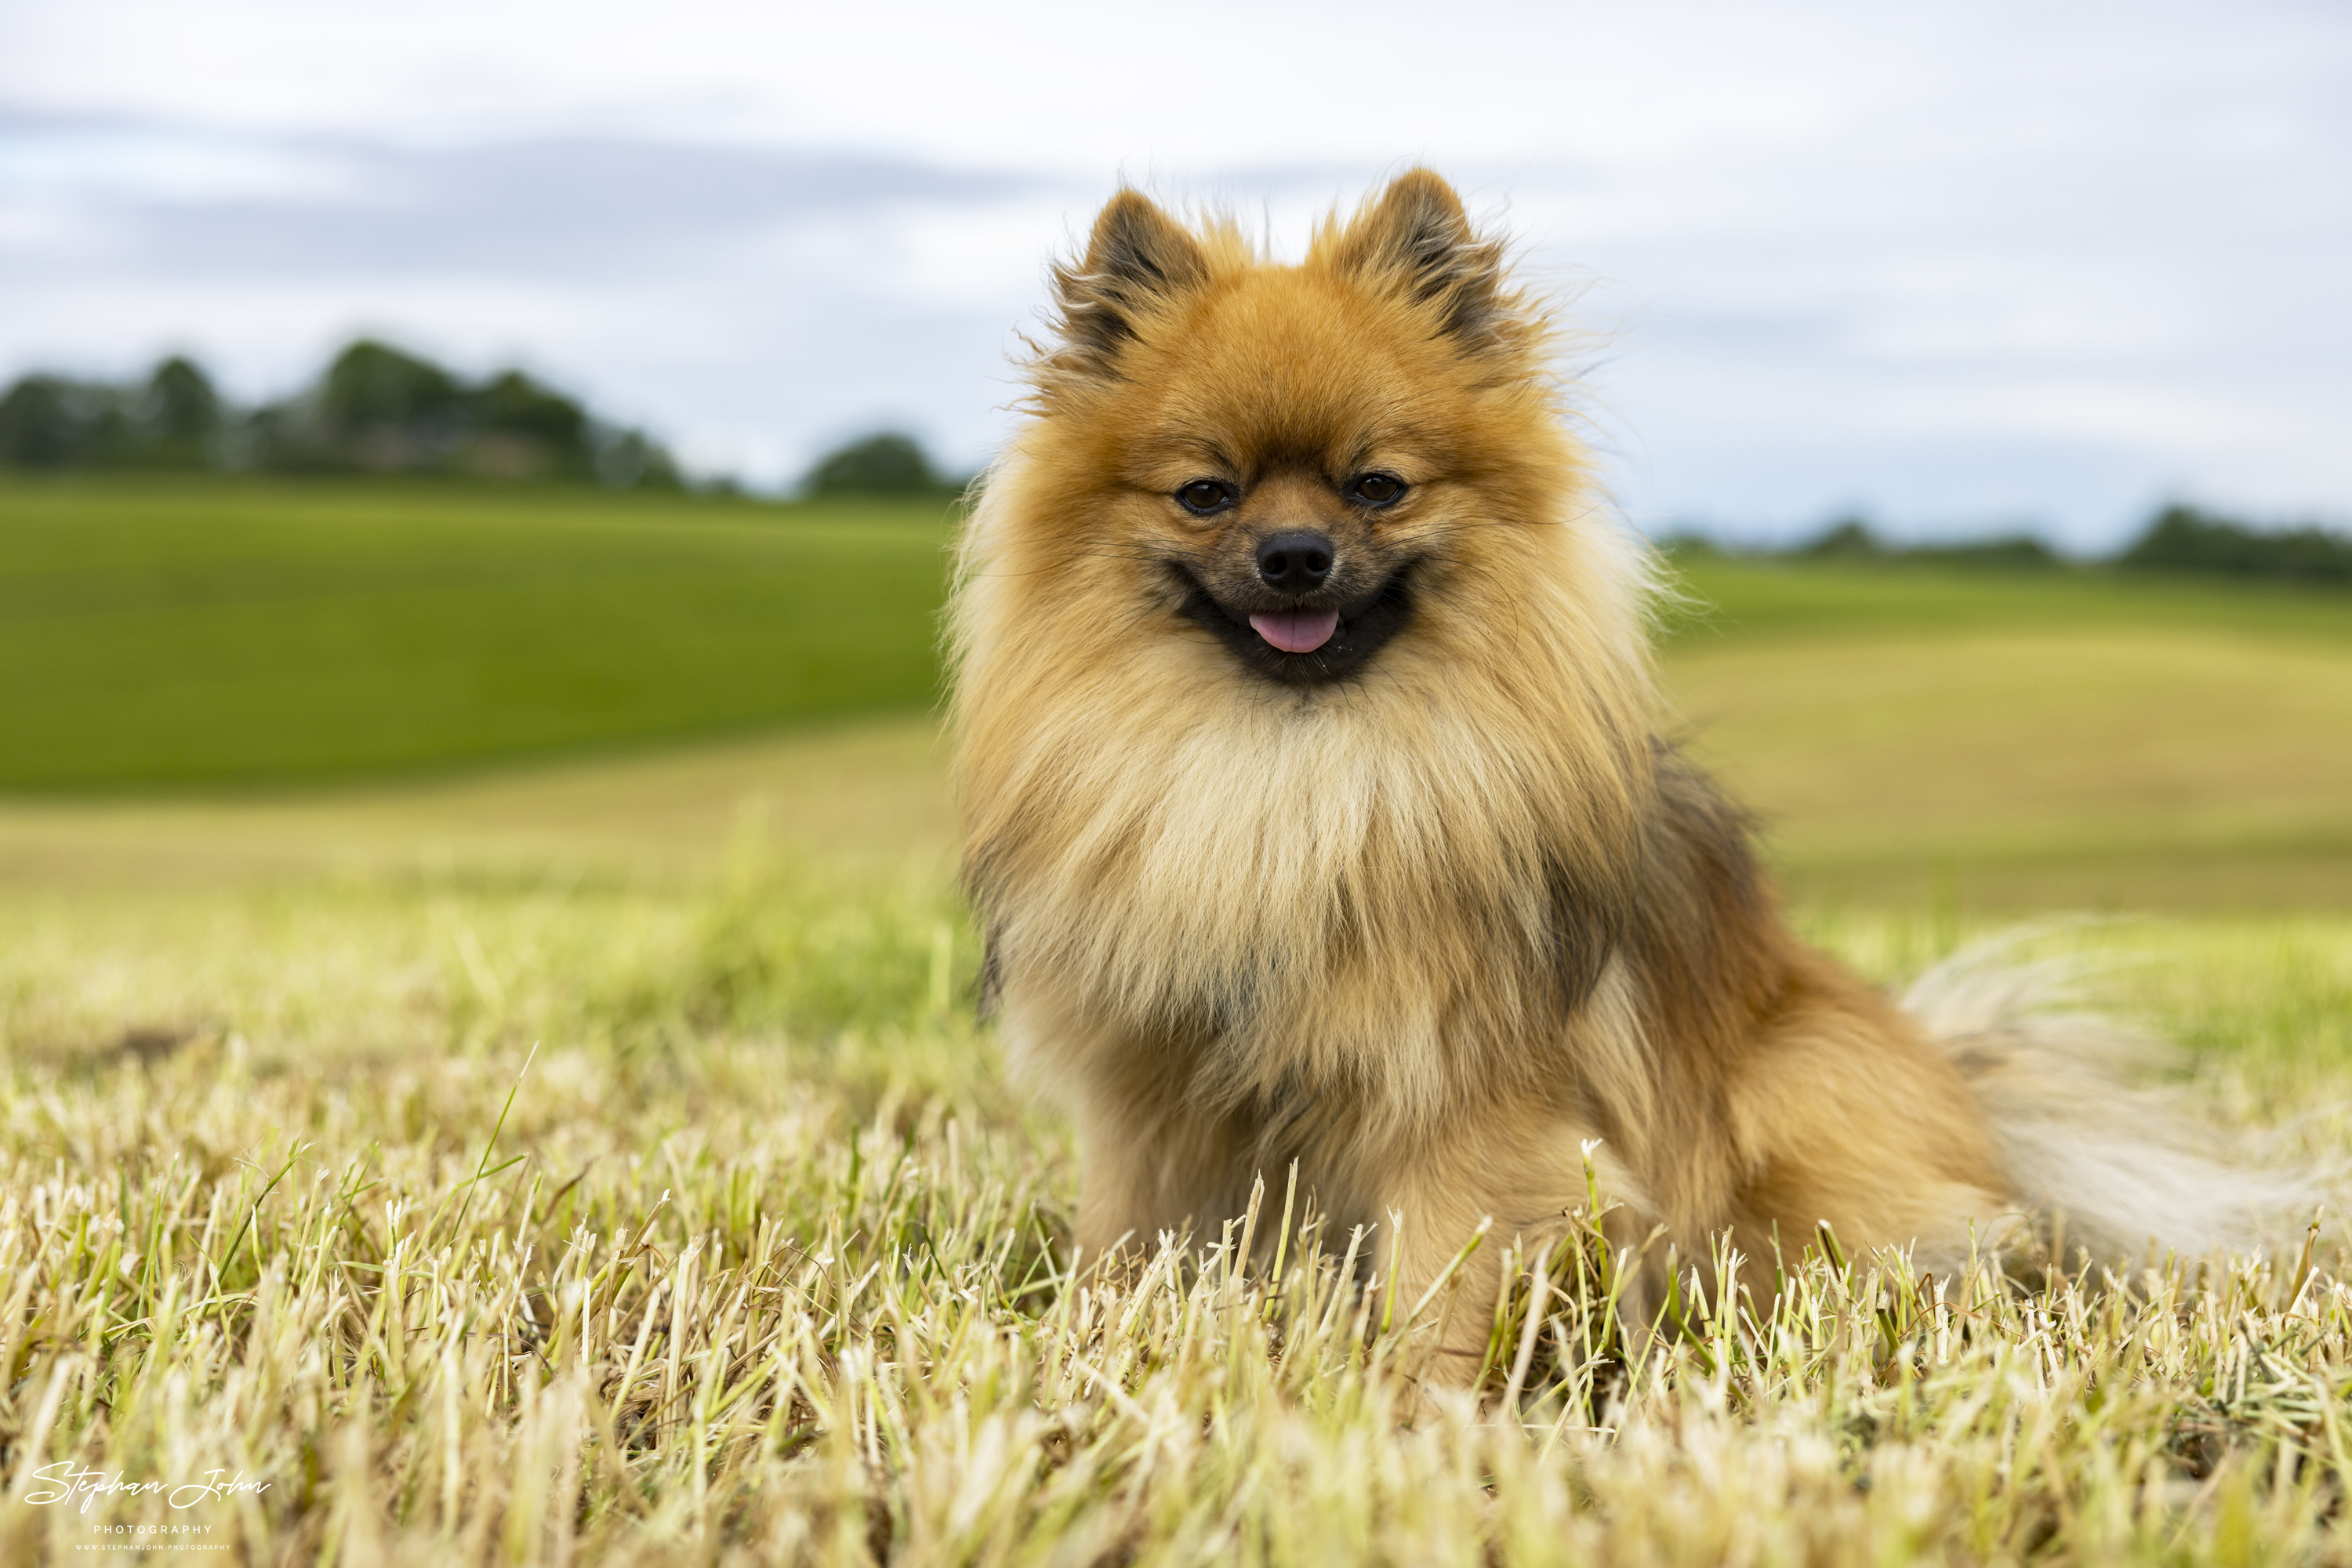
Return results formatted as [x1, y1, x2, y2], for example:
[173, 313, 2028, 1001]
[947, 170, 2281, 1371]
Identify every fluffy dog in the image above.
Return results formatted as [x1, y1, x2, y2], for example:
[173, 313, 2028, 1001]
[948, 169, 2284, 1364]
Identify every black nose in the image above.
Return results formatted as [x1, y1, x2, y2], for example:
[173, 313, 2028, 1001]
[1254, 530, 1334, 593]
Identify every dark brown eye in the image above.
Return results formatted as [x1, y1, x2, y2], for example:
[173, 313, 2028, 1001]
[1350, 473, 1405, 506]
[1176, 479, 1233, 515]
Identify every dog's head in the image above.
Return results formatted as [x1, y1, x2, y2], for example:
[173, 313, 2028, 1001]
[1009, 169, 1584, 689]
[957, 172, 1659, 1040]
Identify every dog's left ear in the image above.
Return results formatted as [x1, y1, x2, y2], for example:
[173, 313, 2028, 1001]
[1323, 169, 1519, 355]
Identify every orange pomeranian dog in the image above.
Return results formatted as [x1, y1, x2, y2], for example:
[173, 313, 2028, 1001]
[949, 169, 2292, 1370]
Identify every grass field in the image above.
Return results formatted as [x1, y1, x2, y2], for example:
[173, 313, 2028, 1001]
[0, 476, 953, 791]
[5, 474, 2349, 806]
[5, 479, 2352, 1561]
[3, 880, 2351, 1563]
[6, 474, 2348, 910]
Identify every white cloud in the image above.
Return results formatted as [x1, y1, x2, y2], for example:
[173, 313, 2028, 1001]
[1, 0, 2347, 540]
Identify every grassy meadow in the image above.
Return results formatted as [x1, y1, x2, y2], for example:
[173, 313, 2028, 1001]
[0, 476, 953, 791]
[4, 477, 2352, 1562]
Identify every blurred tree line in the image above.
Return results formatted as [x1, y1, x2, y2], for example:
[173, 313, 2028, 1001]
[2116, 505, 2352, 583]
[0, 341, 680, 488]
[798, 431, 967, 500]
[9, 345, 2332, 571]
[1680, 506, 2352, 586]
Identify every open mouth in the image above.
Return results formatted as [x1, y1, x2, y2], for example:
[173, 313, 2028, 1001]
[1173, 564, 1417, 686]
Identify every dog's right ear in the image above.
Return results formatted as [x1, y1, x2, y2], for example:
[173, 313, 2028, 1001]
[1047, 191, 1207, 381]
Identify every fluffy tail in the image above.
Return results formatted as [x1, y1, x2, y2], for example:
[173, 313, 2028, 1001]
[1903, 930, 2324, 1265]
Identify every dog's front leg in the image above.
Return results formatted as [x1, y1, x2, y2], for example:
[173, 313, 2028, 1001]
[1000, 985, 1261, 1265]
[1368, 1124, 1652, 1391]
[1071, 1091, 1262, 1265]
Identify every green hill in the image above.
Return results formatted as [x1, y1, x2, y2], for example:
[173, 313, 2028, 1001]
[0, 476, 954, 791]
[1660, 550, 2352, 647]
[5, 476, 2348, 798]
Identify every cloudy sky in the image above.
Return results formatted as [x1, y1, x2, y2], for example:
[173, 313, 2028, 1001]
[3, 0, 2347, 546]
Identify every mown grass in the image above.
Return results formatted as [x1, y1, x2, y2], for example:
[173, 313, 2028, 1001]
[0, 477, 955, 791]
[2, 872, 2351, 1564]
[1671, 631, 2352, 912]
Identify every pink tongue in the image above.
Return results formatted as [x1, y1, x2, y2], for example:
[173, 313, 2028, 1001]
[1249, 609, 1340, 654]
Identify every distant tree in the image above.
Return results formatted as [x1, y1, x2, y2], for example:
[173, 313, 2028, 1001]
[1907, 533, 2061, 570]
[804, 431, 957, 497]
[281, 340, 468, 470]
[1780, 515, 2063, 570]
[2119, 505, 2352, 583]
[0, 376, 89, 466]
[1797, 516, 1884, 560]
[131, 357, 224, 465]
[0, 375, 144, 466]
[0, 340, 681, 487]
[454, 370, 590, 479]
[470, 369, 588, 449]
[138, 357, 222, 441]
[590, 429, 682, 490]
[318, 340, 465, 432]
[245, 340, 681, 485]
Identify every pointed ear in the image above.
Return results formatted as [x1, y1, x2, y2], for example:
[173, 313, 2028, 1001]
[1047, 190, 1209, 379]
[1326, 169, 1518, 354]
